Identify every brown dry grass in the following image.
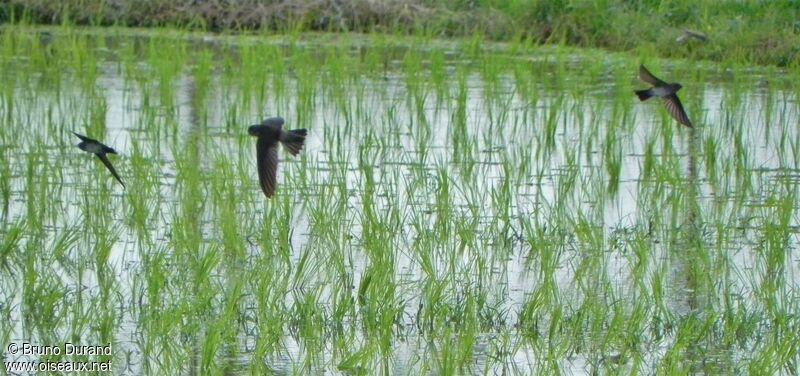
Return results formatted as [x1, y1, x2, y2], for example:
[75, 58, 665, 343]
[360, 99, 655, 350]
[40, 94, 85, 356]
[7, 0, 508, 35]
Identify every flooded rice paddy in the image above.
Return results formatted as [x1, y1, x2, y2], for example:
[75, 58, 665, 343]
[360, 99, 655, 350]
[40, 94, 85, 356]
[1, 26, 800, 374]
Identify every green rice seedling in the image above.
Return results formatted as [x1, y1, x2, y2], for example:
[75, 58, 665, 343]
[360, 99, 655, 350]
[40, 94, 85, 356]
[125, 139, 161, 246]
[24, 266, 69, 342]
[24, 142, 48, 234]
[0, 220, 24, 270]
[0, 151, 11, 217]
[541, 94, 563, 155]
[604, 130, 622, 197]
[49, 220, 80, 272]
[66, 32, 102, 92]
[189, 49, 213, 125]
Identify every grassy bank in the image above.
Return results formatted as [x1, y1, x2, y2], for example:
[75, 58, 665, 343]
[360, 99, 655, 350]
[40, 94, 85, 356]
[3, 0, 799, 67]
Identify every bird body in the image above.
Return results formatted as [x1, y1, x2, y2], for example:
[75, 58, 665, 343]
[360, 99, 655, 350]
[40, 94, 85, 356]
[634, 65, 692, 128]
[249, 117, 307, 198]
[635, 83, 682, 100]
[72, 132, 125, 188]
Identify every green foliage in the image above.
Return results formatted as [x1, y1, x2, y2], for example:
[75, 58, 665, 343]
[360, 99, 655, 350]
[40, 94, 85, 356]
[3, 0, 800, 65]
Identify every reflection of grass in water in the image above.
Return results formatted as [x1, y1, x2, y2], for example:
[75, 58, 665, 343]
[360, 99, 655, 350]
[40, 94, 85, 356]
[1, 25, 800, 374]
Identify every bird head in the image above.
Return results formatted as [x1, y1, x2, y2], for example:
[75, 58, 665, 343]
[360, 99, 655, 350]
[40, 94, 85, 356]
[248, 125, 262, 136]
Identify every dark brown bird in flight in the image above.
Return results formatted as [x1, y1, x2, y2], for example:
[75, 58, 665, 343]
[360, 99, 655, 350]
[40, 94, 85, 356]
[73, 132, 125, 188]
[248, 117, 307, 198]
[634, 65, 692, 128]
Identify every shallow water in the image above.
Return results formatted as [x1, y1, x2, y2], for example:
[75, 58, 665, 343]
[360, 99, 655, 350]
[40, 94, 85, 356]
[1, 27, 800, 374]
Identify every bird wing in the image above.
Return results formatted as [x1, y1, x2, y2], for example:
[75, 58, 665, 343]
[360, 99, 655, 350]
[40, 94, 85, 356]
[639, 65, 667, 86]
[256, 137, 279, 198]
[662, 94, 693, 128]
[96, 153, 126, 188]
[72, 132, 96, 143]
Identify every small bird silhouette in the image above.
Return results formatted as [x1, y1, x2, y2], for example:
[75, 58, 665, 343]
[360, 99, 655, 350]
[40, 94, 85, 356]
[676, 29, 708, 44]
[72, 132, 125, 188]
[634, 65, 692, 128]
[248, 117, 307, 198]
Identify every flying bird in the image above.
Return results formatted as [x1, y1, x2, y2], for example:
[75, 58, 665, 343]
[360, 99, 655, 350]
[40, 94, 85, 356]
[248, 117, 307, 198]
[634, 65, 692, 128]
[72, 132, 125, 188]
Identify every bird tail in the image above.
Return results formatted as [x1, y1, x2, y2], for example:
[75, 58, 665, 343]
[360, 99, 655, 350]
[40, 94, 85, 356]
[281, 129, 307, 156]
[634, 89, 653, 101]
